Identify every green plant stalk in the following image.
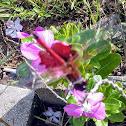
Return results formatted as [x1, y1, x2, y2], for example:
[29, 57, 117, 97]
[0, 51, 15, 66]
[0, 3, 15, 9]
[27, 0, 40, 8]
[9, 0, 16, 8]
[114, 40, 125, 44]
[0, 118, 10, 126]
[83, 0, 96, 24]
[34, 116, 59, 126]
[36, 0, 42, 7]
[95, 2, 100, 22]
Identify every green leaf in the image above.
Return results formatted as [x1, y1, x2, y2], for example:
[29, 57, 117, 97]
[9, 0, 16, 8]
[90, 60, 101, 69]
[15, 7, 24, 12]
[108, 112, 124, 122]
[69, 34, 80, 43]
[71, 0, 75, 10]
[83, 0, 96, 24]
[48, 78, 63, 88]
[44, 14, 51, 18]
[73, 116, 87, 126]
[70, 43, 83, 56]
[55, 34, 67, 42]
[90, 40, 111, 68]
[50, 26, 59, 36]
[104, 98, 122, 113]
[103, 85, 121, 99]
[78, 29, 96, 44]
[119, 96, 126, 105]
[86, 77, 95, 92]
[17, 61, 31, 77]
[27, 0, 40, 8]
[118, 102, 125, 112]
[93, 118, 108, 126]
[21, 36, 34, 43]
[33, 7, 40, 13]
[95, 53, 121, 78]
[87, 40, 110, 57]
[66, 23, 78, 36]
[77, 22, 82, 32]
[83, 40, 110, 66]
[0, 3, 14, 9]
[0, 13, 11, 17]
[68, 95, 78, 104]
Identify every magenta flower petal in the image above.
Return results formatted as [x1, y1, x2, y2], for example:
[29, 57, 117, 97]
[88, 92, 104, 106]
[82, 102, 106, 120]
[35, 26, 44, 31]
[31, 58, 46, 75]
[64, 104, 83, 118]
[17, 32, 29, 39]
[92, 102, 106, 120]
[82, 102, 100, 118]
[20, 43, 43, 60]
[71, 89, 86, 104]
[34, 30, 54, 48]
[65, 89, 68, 96]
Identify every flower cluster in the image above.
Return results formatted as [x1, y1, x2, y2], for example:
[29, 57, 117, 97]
[64, 89, 106, 120]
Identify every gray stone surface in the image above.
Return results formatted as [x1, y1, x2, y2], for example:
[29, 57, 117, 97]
[108, 76, 126, 86]
[0, 84, 34, 126]
[36, 88, 66, 105]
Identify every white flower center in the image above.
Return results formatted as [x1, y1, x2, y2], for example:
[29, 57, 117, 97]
[82, 101, 92, 113]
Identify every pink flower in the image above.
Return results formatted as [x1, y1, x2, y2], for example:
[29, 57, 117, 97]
[64, 89, 106, 120]
[18, 27, 76, 75]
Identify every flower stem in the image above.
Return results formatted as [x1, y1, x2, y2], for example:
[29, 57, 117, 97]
[34, 116, 59, 126]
